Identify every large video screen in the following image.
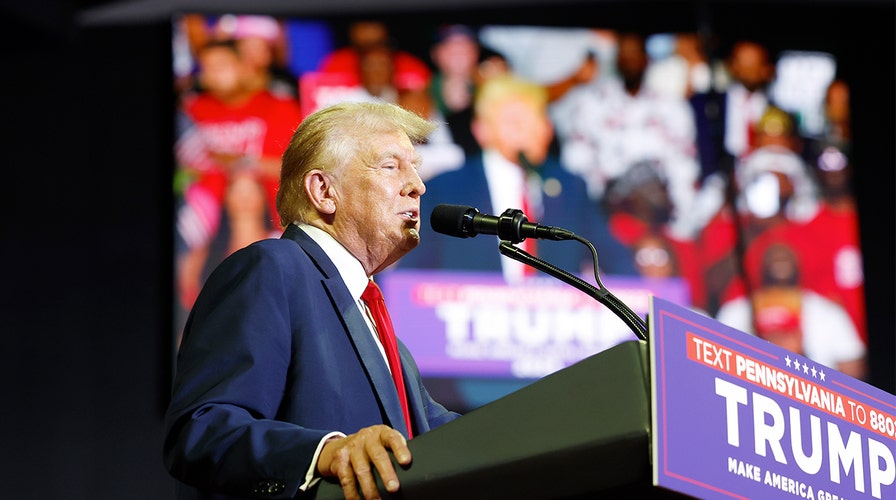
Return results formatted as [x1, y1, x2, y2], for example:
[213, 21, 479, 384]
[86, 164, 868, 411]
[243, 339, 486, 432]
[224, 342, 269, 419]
[170, 13, 867, 411]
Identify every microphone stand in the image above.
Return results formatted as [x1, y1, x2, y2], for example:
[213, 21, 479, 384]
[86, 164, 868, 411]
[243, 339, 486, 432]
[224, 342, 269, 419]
[498, 239, 649, 342]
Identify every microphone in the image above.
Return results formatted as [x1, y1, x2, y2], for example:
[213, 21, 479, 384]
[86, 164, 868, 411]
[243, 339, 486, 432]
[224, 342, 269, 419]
[430, 204, 575, 243]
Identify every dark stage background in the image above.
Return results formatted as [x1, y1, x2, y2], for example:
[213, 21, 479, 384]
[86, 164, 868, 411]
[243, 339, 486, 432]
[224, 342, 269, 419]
[2, 1, 892, 498]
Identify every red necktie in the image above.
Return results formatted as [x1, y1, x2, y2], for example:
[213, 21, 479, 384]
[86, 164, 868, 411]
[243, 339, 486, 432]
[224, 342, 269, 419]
[521, 191, 537, 275]
[362, 280, 413, 437]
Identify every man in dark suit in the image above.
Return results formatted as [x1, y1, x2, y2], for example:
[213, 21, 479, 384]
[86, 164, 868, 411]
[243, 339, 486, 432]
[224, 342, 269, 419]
[399, 74, 635, 279]
[163, 101, 461, 500]
[690, 40, 776, 182]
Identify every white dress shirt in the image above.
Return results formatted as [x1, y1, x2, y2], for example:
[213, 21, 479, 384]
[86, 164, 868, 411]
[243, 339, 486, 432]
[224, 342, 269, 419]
[724, 83, 768, 158]
[293, 222, 392, 490]
[481, 150, 534, 282]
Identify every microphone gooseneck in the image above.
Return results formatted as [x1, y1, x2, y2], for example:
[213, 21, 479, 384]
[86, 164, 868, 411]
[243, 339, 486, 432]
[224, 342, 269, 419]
[498, 241, 648, 341]
[428, 203, 649, 341]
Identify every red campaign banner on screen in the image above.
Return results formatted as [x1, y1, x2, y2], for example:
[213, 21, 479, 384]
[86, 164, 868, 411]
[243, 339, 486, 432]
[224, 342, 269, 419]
[298, 71, 369, 119]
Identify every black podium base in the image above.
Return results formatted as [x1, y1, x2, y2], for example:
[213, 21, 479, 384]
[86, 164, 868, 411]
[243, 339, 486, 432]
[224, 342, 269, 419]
[311, 340, 690, 499]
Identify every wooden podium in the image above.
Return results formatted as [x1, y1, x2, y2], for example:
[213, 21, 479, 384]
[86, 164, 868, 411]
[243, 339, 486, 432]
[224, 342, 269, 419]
[311, 340, 686, 499]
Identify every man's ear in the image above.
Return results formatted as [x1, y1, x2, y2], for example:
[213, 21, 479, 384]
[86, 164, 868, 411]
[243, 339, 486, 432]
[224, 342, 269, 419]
[304, 170, 336, 215]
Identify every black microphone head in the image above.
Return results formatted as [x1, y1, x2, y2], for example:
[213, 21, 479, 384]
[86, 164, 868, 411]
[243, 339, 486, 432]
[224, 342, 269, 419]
[430, 204, 478, 238]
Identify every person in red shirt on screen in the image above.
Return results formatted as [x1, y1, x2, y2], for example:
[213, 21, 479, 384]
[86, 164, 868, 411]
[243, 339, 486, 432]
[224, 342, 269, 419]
[175, 38, 302, 309]
[716, 241, 866, 379]
[317, 20, 431, 92]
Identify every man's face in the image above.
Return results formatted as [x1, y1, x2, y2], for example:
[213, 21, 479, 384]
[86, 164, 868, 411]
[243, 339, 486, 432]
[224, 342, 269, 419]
[475, 97, 553, 166]
[332, 131, 426, 274]
[616, 34, 648, 83]
[432, 34, 479, 77]
[236, 37, 273, 70]
[198, 46, 246, 99]
[728, 43, 773, 92]
[360, 46, 395, 96]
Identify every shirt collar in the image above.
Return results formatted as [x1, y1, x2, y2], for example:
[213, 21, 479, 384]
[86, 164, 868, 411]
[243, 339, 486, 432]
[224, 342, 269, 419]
[294, 222, 371, 300]
[482, 149, 526, 214]
[482, 149, 524, 181]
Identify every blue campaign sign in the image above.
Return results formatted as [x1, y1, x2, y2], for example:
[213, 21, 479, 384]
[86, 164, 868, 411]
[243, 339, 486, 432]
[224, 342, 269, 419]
[378, 269, 689, 379]
[650, 296, 896, 500]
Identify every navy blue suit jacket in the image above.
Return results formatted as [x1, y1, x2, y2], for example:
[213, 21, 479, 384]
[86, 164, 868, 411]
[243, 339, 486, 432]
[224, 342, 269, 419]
[690, 90, 735, 181]
[399, 153, 636, 276]
[164, 224, 459, 499]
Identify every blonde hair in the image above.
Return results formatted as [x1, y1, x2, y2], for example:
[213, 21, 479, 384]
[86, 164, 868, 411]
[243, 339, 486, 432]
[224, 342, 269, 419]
[473, 74, 548, 119]
[754, 105, 795, 138]
[276, 101, 438, 227]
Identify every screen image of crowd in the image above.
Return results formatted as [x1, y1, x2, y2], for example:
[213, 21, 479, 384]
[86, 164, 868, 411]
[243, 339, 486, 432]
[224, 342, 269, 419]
[170, 14, 867, 411]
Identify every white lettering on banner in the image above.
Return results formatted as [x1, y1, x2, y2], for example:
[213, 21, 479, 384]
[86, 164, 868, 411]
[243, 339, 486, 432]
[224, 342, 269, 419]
[734, 355, 846, 417]
[723, 457, 861, 499]
[691, 336, 734, 371]
[434, 303, 635, 377]
[763, 470, 814, 498]
[827, 421, 866, 494]
[752, 391, 789, 463]
[791, 406, 824, 475]
[199, 119, 267, 157]
[688, 333, 896, 440]
[868, 439, 896, 499]
[816, 490, 847, 500]
[715, 378, 896, 499]
[728, 456, 762, 481]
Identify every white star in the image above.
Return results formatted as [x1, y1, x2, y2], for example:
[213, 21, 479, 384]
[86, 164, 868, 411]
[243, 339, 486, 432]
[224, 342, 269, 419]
[803, 363, 810, 374]
[794, 360, 802, 372]
[819, 370, 826, 381]
[785, 355, 793, 368]
[811, 366, 818, 378]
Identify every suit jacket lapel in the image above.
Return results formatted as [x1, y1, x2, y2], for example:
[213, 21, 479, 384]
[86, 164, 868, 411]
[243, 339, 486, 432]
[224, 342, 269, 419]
[281, 225, 411, 437]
